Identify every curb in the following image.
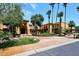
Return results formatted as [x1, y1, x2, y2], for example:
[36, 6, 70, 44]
[13, 39, 79, 56]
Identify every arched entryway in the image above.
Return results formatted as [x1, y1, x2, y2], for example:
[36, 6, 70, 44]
[21, 28, 26, 34]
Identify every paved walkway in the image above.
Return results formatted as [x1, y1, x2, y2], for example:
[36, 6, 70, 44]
[30, 41, 79, 56]
[0, 36, 76, 56]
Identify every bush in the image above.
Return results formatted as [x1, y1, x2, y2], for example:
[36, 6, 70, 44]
[40, 32, 54, 36]
[54, 28, 60, 34]
[0, 40, 16, 49]
[63, 29, 70, 35]
[0, 37, 39, 49]
[0, 32, 12, 41]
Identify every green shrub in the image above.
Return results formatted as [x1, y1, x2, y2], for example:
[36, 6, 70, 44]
[0, 32, 12, 41]
[54, 28, 60, 34]
[0, 40, 16, 49]
[40, 32, 54, 36]
[0, 37, 39, 49]
[63, 29, 70, 35]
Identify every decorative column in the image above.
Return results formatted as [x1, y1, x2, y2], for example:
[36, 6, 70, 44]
[49, 24, 53, 34]
[16, 26, 20, 35]
[27, 22, 31, 35]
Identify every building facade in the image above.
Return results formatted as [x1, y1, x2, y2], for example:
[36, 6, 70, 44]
[0, 20, 71, 36]
[41, 22, 69, 33]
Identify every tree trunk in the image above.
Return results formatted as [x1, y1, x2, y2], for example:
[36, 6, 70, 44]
[71, 27, 72, 33]
[11, 26, 16, 37]
[64, 7, 66, 30]
[56, 3, 59, 28]
[48, 18, 51, 33]
[52, 6, 54, 23]
[60, 17, 62, 35]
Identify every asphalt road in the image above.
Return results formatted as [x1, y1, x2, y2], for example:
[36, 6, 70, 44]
[30, 41, 79, 56]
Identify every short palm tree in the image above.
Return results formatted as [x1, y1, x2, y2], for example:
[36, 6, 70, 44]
[46, 10, 51, 33]
[57, 12, 64, 35]
[63, 3, 67, 30]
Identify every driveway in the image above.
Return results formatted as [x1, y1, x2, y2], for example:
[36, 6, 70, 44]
[30, 41, 79, 56]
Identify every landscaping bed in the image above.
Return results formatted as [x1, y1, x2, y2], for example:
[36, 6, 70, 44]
[0, 37, 39, 49]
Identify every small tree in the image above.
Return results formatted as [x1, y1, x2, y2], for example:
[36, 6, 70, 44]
[31, 14, 44, 35]
[3, 4, 24, 37]
[68, 21, 75, 32]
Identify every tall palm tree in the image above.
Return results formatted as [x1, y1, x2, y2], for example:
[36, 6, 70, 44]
[57, 12, 64, 35]
[46, 10, 51, 33]
[55, 3, 60, 32]
[63, 3, 67, 30]
[49, 3, 55, 23]
[46, 10, 51, 24]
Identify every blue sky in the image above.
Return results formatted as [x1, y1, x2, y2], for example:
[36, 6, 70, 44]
[21, 3, 79, 26]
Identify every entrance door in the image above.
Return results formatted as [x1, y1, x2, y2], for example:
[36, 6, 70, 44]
[21, 28, 25, 34]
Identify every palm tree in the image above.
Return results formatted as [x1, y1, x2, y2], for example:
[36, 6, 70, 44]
[46, 10, 51, 24]
[55, 3, 60, 32]
[63, 3, 67, 30]
[76, 6, 79, 11]
[46, 10, 51, 33]
[57, 12, 64, 35]
[49, 3, 55, 23]
[69, 21, 75, 32]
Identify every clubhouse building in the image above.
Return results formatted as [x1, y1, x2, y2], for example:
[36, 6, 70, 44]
[0, 20, 75, 36]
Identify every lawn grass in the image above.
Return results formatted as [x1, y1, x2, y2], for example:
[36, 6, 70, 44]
[14, 37, 39, 46]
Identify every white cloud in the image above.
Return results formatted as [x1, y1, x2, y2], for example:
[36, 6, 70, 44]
[30, 3, 38, 9]
[22, 9, 32, 15]
[26, 10, 32, 15]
